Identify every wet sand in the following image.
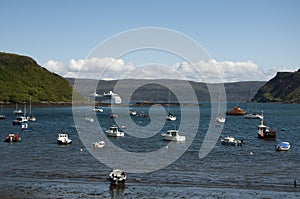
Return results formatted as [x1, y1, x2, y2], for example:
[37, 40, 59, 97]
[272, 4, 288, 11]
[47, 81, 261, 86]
[1, 179, 299, 199]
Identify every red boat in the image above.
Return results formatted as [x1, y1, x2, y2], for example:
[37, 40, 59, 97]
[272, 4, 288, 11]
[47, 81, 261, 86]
[257, 120, 276, 139]
[4, 134, 21, 142]
[226, 106, 246, 115]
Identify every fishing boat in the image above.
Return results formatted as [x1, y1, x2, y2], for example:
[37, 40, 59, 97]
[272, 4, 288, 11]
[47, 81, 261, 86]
[93, 141, 105, 148]
[57, 133, 72, 145]
[220, 136, 243, 146]
[257, 120, 276, 139]
[21, 122, 32, 131]
[106, 125, 124, 137]
[275, 142, 290, 151]
[4, 133, 21, 142]
[108, 169, 126, 185]
[226, 106, 246, 115]
[161, 130, 186, 142]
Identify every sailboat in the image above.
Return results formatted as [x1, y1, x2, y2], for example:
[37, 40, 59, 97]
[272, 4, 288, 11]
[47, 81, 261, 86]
[13, 103, 23, 115]
[27, 98, 36, 122]
[166, 90, 176, 121]
[0, 104, 5, 119]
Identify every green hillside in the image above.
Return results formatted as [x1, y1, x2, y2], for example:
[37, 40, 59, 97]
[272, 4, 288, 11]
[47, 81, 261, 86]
[252, 69, 300, 103]
[0, 52, 73, 103]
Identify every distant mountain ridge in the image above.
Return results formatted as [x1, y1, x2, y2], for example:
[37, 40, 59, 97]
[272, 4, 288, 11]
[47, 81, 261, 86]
[69, 78, 266, 102]
[252, 69, 300, 103]
[0, 52, 73, 103]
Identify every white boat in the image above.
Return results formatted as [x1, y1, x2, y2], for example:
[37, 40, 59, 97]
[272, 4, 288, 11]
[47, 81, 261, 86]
[215, 115, 226, 123]
[26, 99, 36, 121]
[12, 116, 28, 125]
[92, 107, 104, 112]
[275, 142, 290, 151]
[93, 141, 105, 148]
[108, 169, 126, 185]
[85, 117, 94, 123]
[57, 133, 72, 145]
[161, 130, 186, 142]
[167, 113, 177, 121]
[221, 136, 243, 146]
[244, 113, 263, 119]
[129, 109, 137, 116]
[106, 126, 124, 137]
[13, 103, 23, 115]
[0, 104, 5, 119]
[21, 122, 32, 131]
[257, 120, 276, 139]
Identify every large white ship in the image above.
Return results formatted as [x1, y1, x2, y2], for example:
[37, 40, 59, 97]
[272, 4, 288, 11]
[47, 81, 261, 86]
[90, 90, 122, 104]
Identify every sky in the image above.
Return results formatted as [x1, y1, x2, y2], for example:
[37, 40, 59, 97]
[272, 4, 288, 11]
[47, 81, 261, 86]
[1, 0, 300, 82]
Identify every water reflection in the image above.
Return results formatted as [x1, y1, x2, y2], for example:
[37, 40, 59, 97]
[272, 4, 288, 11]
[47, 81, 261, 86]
[109, 184, 125, 199]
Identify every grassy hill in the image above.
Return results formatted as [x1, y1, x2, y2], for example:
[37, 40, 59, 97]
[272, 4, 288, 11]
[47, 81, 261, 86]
[252, 69, 300, 103]
[0, 52, 73, 103]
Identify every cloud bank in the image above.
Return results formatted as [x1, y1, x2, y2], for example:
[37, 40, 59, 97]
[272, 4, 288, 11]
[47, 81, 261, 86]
[43, 57, 293, 83]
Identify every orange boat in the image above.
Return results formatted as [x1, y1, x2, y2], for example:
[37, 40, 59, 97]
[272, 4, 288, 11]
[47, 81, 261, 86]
[226, 106, 246, 115]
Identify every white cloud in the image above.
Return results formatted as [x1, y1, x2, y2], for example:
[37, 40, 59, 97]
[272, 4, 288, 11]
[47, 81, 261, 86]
[43, 57, 294, 82]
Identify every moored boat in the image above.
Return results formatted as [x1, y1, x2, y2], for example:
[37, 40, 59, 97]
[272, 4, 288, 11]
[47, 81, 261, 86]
[166, 113, 176, 121]
[257, 120, 276, 139]
[215, 115, 226, 123]
[4, 133, 21, 142]
[226, 106, 246, 115]
[161, 130, 185, 142]
[57, 133, 72, 145]
[220, 136, 243, 146]
[12, 116, 28, 125]
[106, 125, 124, 137]
[21, 122, 32, 131]
[244, 113, 263, 119]
[93, 141, 105, 148]
[108, 169, 126, 185]
[275, 142, 290, 151]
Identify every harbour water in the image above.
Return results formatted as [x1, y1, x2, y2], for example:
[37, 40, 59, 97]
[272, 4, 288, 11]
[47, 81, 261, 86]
[0, 103, 300, 198]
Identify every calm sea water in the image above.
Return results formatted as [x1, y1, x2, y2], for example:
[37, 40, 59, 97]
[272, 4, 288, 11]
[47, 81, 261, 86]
[0, 103, 300, 198]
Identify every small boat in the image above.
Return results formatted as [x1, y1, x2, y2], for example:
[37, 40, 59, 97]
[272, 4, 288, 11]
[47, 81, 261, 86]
[110, 113, 118, 118]
[0, 104, 5, 119]
[275, 142, 290, 151]
[4, 133, 21, 142]
[85, 117, 94, 123]
[166, 113, 176, 121]
[27, 99, 36, 121]
[93, 141, 105, 148]
[129, 109, 137, 116]
[226, 106, 246, 115]
[106, 125, 124, 137]
[108, 169, 126, 185]
[21, 122, 32, 131]
[161, 130, 186, 142]
[57, 133, 72, 145]
[281, 128, 287, 131]
[139, 111, 148, 117]
[220, 136, 243, 146]
[244, 113, 263, 119]
[92, 107, 104, 112]
[12, 116, 28, 125]
[257, 120, 276, 139]
[215, 115, 226, 123]
[13, 103, 23, 115]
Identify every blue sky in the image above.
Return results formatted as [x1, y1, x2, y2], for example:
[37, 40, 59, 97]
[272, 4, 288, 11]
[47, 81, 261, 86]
[1, 0, 300, 82]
